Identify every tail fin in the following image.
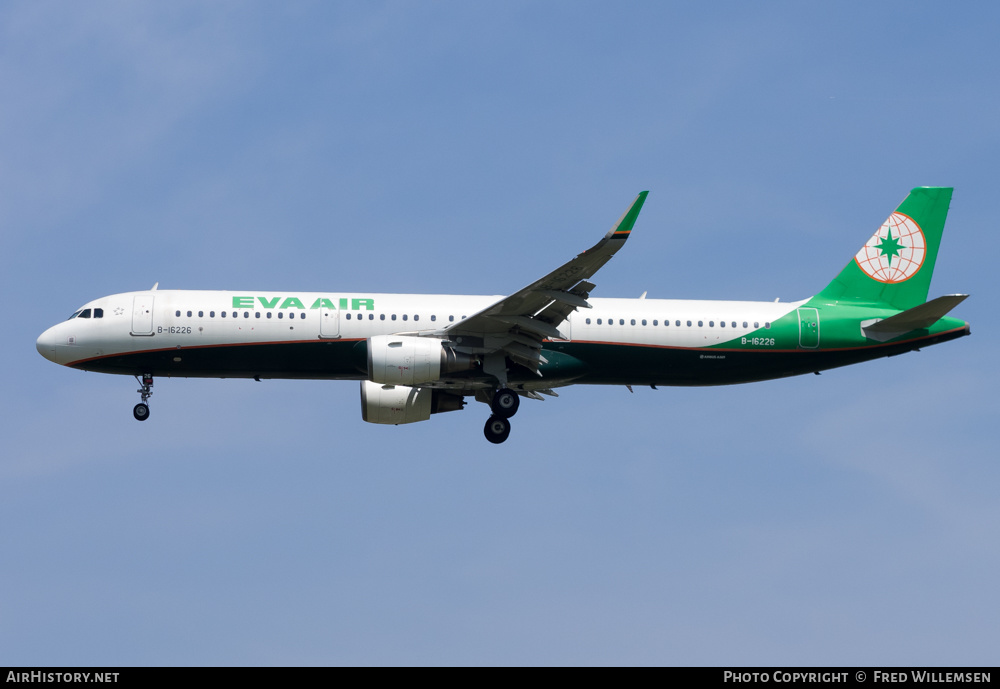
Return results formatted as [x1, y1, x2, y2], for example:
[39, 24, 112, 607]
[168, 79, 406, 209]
[815, 187, 953, 310]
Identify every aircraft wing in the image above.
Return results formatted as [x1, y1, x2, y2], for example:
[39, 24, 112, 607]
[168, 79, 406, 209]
[439, 191, 648, 373]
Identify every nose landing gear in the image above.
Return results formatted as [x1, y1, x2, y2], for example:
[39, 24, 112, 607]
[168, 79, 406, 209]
[133, 374, 153, 421]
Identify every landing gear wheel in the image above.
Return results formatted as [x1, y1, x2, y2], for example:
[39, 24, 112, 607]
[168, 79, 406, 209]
[491, 388, 520, 418]
[133, 373, 153, 422]
[484, 415, 511, 444]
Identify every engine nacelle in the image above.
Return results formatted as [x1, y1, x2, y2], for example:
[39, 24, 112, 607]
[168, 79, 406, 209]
[360, 381, 465, 425]
[367, 334, 475, 385]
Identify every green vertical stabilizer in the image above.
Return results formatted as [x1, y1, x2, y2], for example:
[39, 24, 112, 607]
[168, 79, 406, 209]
[814, 187, 953, 310]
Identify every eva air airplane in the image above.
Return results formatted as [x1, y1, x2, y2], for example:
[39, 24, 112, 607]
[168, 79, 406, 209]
[36, 187, 969, 444]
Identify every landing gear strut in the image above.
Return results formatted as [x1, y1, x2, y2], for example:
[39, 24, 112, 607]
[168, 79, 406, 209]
[483, 387, 519, 444]
[133, 373, 153, 421]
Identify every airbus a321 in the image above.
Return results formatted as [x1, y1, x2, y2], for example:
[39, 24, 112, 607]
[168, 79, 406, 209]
[36, 187, 970, 443]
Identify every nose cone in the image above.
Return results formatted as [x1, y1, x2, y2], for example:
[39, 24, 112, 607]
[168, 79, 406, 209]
[36, 326, 59, 363]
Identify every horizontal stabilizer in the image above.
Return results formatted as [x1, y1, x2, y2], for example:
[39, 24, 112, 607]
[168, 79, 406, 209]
[862, 294, 968, 342]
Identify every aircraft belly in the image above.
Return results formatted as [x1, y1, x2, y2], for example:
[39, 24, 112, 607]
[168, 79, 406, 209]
[70, 340, 368, 380]
[559, 326, 968, 386]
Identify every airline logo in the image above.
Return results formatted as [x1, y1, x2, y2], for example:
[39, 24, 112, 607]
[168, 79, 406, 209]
[232, 296, 375, 310]
[854, 211, 926, 283]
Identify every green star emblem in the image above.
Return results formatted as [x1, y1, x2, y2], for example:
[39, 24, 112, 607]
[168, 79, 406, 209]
[875, 229, 905, 266]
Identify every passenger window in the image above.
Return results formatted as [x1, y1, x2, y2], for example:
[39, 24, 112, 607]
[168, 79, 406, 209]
[720, 321, 725, 327]
[392, 315, 397, 321]
[619, 319, 625, 325]
[210, 311, 215, 318]
[221, 311, 227, 318]
[686, 321, 692, 327]
[414, 315, 419, 322]
[175, 310, 181, 317]
[709, 321, 714, 327]
[255, 312, 261, 319]
[642, 319, 647, 326]
[630, 319, 636, 326]
[266, 312, 272, 319]
[754, 322, 759, 328]
[369, 314, 374, 320]
[187, 311, 192, 317]
[653, 320, 658, 326]
[743, 322, 748, 328]
[198, 311, 204, 318]
[698, 321, 703, 327]
[597, 318, 602, 325]
[244, 312, 250, 318]
[764, 322, 771, 329]
[346, 313, 351, 320]
[586, 318, 592, 325]
[431, 315, 437, 322]
[449, 316, 454, 322]
[676, 320, 681, 327]
[731, 322, 736, 328]
[380, 314, 385, 321]
[402, 314, 408, 321]
[277, 312, 283, 319]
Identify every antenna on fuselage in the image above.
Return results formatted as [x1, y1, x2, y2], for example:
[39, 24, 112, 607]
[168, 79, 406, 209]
[151, 282, 159, 291]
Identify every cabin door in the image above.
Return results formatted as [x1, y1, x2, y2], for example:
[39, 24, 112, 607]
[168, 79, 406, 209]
[797, 308, 819, 348]
[131, 295, 155, 336]
[319, 305, 340, 339]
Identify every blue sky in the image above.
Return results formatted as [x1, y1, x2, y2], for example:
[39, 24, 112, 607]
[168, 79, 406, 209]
[2, 1, 998, 665]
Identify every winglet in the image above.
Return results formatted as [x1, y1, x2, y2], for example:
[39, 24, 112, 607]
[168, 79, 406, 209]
[605, 191, 649, 240]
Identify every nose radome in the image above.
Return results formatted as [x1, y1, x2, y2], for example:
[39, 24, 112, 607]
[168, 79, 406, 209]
[36, 326, 58, 362]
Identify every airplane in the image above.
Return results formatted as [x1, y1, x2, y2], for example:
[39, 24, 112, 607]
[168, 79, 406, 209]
[36, 187, 970, 444]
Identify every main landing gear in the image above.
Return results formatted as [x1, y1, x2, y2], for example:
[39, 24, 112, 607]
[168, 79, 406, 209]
[484, 387, 519, 444]
[133, 373, 153, 421]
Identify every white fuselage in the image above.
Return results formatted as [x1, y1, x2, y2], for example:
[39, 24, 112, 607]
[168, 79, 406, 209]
[36, 289, 801, 371]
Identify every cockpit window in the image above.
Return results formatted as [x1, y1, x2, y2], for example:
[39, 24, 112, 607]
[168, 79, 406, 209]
[68, 307, 104, 320]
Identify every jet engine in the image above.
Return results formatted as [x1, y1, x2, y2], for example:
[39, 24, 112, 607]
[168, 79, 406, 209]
[367, 335, 476, 385]
[360, 381, 465, 425]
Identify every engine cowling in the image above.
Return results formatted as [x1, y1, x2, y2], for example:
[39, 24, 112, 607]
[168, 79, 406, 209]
[360, 381, 465, 425]
[367, 334, 475, 385]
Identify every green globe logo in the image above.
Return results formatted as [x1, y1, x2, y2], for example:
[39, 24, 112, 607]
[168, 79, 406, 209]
[854, 212, 926, 283]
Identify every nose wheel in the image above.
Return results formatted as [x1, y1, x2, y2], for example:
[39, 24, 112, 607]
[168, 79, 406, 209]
[133, 373, 153, 421]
